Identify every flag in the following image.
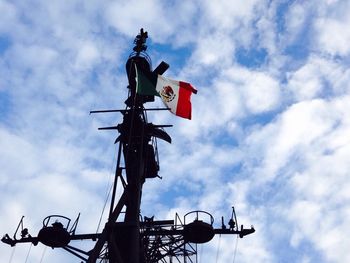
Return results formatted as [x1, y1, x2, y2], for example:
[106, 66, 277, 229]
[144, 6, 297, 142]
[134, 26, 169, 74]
[155, 75, 197, 120]
[135, 66, 159, 97]
[135, 66, 197, 120]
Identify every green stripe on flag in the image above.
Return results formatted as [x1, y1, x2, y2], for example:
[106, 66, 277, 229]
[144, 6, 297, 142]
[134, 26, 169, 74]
[136, 67, 160, 96]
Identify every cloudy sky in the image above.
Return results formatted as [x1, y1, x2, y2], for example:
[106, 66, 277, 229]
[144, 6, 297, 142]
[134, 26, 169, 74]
[1, 0, 350, 262]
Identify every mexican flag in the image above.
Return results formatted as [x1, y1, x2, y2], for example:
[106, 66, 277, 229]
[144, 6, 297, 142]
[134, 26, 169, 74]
[136, 67, 197, 120]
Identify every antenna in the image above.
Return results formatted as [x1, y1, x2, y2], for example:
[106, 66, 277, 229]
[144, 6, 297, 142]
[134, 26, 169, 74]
[133, 28, 148, 54]
[2, 29, 254, 263]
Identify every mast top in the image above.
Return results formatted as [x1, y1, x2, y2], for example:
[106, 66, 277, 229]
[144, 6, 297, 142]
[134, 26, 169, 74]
[133, 28, 148, 54]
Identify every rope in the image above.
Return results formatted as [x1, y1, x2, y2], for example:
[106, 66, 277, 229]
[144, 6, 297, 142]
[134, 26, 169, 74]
[8, 246, 16, 263]
[96, 183, 113, 233]
[198, 244, 203, 263]
[215, 235, 221, 263]
[96, 145, 117, 233]
[232, 236, 239, 263]
[24, 243, 32, 263]
[39, 246, 47, 263]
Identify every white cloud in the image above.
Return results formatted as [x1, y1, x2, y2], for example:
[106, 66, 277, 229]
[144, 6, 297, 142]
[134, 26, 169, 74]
[242, 71, 281, 114]
[5, 44, 58, 71]
[315, 15, 350, 56]
[177, 65, 280, 139]
[287, 55, 350, 101]
[239, 95, 350, 262]
[284, 2, 308, 44]
[74, 41, 100, 70]
[0, 128, 41, 182]
[247, 99, 338, 181]
[105, 0, 175, 41]
[313, 0, 350, 56]
[190, 31, 236, 67]
[256, 11, 277, 55]
[287, 59, 324, 100]
[201, 0, 262, 31]
[221, 67, 281, 115]
[0, 1, 18, 34]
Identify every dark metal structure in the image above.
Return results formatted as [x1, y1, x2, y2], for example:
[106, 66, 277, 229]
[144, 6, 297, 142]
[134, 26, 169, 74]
[2, 29, 254, 263]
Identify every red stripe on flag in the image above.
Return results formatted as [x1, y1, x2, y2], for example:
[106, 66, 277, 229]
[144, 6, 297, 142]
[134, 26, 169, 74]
[179, 81, 197, 94]
[176, 82, 195, 119]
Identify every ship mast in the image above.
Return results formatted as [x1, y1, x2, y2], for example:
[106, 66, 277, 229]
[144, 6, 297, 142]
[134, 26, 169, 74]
[2, 29, 254, 263]
[88, 28, 173, 263]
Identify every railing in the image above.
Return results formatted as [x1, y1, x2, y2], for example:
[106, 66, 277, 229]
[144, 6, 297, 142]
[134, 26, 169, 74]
[184, 210, 214, 226]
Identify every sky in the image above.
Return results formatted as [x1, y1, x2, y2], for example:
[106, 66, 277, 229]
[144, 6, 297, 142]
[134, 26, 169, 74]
[1, 0, 350, 262]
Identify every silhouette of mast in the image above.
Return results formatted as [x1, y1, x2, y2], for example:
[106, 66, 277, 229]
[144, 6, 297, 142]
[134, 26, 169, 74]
[2, 29, 254, 263]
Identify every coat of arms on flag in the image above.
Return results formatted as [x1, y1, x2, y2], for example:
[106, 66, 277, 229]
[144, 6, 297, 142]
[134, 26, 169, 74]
[135, 66, 197, 120]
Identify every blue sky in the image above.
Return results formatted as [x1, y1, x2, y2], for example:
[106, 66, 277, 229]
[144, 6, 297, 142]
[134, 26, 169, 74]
[1, 0, 350, 262]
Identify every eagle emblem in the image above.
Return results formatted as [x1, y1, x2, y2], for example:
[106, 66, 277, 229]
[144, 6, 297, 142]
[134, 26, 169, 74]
[160, 85, 176, 102]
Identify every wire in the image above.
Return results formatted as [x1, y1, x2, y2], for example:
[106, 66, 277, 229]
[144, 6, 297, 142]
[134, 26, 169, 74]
[232, 236, 239, 263]
[96, 183, 113, 233]
[97, 140, 120, 233]
[215, 235, 221, 263]
[198, 244, 203, 263]
[8, 246, 16, 263]
[96, 145, 117, 233]
[39, 246, 47, 263]
[24, 243, 32, 263]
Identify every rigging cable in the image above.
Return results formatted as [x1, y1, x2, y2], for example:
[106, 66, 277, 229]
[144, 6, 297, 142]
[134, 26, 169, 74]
[198, 243, 203, 263]
[96, 145, 118, 233]
[96, 183, 113, 233]
[24, 243, 32, 263]
[232, 236, 239, 263]
[215, 235, 221, 263]
[8, 246, 16, 263]
[39, 245, 47, 263]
